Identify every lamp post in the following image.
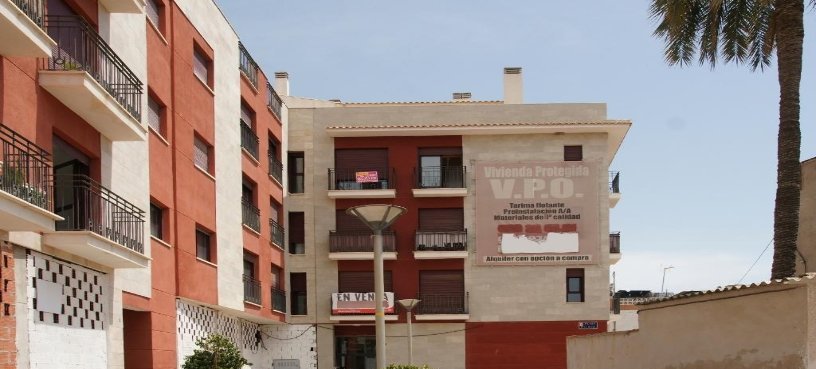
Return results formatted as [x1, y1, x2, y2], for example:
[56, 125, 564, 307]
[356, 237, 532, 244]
[346, 204, 407, 369]
[397, 298, 421, 365]
[661, 266, 674, 294]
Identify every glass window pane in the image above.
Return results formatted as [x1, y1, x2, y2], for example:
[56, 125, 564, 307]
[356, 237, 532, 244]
[567, 293, 582, 302]
[193, 49, 208, 83]
[145, 0, 160, 28]
[150, 204, 162, 239]
[194, 136, 209, 170]
[568, 278, 581, 292]
[147, 95, 162, 133]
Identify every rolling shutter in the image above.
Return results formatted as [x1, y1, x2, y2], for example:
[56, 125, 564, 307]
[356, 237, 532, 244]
[418, 208, 464, 231]
[336, 210, 372, 232]
[338, 271, 393, 293]
[418, 147, 462, 156]
[335, 149, 388, 172]
[420, 270, 464, 295]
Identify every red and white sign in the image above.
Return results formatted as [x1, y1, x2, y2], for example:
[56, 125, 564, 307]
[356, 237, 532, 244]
[332, 292, 395, 315]
[355, 171, 379, 183]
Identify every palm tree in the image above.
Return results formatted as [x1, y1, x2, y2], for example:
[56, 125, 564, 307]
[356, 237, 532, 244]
[650, 0, 807, 279]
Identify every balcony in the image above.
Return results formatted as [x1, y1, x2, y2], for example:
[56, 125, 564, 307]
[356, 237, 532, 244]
[43, 174, 147, 268]
[609, 171, 621, 208]
[98, 0, 144, 13]
[267, 82, 282, 120]
[38, 16, 145, 142]
[240, 121, 259, 160]
[0, 124, 62, 232]
[610, 232, 621, 264]
[414, 230, 468, 259]
[412, 166, 467, 197]
[270, 219, 284, 248]
[0, 0, 55, 57]
[271, 287, 286, 313]
[268, 154, 283, 185]
[238, 42, 259, 89]
[328, 168, 396, 199]
[328, 231, 397, 260]
[415, 292, 469, 320]
[241, 199, 260, 234]
[243, 275, 261, 305]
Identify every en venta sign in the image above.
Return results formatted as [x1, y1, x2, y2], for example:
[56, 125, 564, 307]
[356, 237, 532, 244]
[331, 292, 395, 315]
[355, 171, 379, 183]
[475, 161, 600, 266]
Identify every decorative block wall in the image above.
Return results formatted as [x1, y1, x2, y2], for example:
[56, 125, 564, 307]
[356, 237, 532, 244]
[0, 241, 15, 369]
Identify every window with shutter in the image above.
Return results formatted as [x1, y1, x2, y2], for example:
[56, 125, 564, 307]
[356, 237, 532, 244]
[193, 135, 210, 172]
[338, 271, 393, 293]
[193, 46, 210, 86]
[289, 212, 305, 254]
[147, 94, 163, 135]
[418, 270, 465, 314]
[418, 208, 464, 231]
[145, 0, 161, 30]
[564, 145, 583, 161]
[566, 268, 585, 302]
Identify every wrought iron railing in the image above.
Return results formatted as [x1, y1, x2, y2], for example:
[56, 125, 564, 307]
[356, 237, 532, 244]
[243, 275, 261, 305]
[610, 232, 621, 254]
[41, 16, 143, 121]
[54, 174, 145, 253]
[416, 292, 468, 314]
[609, 171, 620, 194]
[415, 230, 467, 251]
[271, 287, 286, 312]
[11, 0, 46, 28]
[241, 199, 260, 233]
[268, 154, 283, 184]
[238, 42, 259, 89]
[328, 168, 395, 191]
[0, 124, 53, 212]
[414, 166, 466, 189]
[329, 231, 396, 253]
[267, 82, 283, 120]
[240, 121, 259, 159]
[270, 219, 284, 247]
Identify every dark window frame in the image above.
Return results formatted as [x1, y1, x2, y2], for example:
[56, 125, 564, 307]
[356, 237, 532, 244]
[564, 145, 583, 161]
[288, 152, 305, 193]
[149, 202, 164, 240]
[196, 228, 213, 262]
[290, 272, 308, 315]
[566, 268, 585, 302]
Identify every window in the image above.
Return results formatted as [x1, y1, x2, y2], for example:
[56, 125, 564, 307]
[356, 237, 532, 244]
[418, 147, 463, 188]
[145, 0, 162, 31]
[193, 134, 211, 173]
[288, 152, 304, 193]
[193, 46, 211, 87]
[289, 212, 305, 254]
[149, 203, 163, 240]
[196, 228, 212, 262]
[271, 265, 282, 289]
[564, 145, 583, 161]
[243, 252, 257, 279]
[147, 94, 164, 135]
[333, 149, 389, 190]
[338, 271, 393, 293]
[290, 272, 307, 315]
[419, 270, 465, 314]
[566, 268, 585, 302]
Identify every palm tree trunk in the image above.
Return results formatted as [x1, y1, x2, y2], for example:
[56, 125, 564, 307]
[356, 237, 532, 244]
[771, 0, 804, 279]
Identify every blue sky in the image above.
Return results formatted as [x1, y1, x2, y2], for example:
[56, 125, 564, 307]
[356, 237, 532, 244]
[218, 1, 815, 293]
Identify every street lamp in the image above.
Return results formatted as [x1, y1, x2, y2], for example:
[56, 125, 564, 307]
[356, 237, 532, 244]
[661, 266, 674, 294]
[397, 298, 421, 365]
[346, 204, 407, 369]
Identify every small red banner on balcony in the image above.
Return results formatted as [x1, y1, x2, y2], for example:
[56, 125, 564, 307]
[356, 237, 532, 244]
[332, 292, 395, 314]
[355, 171, 379, 183]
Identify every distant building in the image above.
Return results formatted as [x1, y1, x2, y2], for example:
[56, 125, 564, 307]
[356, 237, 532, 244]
[796, 157, 816, 274]
[609, 290, 674, 332]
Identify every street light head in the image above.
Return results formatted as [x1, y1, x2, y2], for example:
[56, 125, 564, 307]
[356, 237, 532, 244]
[346, 204, 407, 232]
[398, 298, 421, 311]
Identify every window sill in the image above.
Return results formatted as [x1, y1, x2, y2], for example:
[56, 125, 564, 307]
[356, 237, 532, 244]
[240, 72, 259, 94]
[269, 174, 284, 189]
[148, 125, 169, 146]
[147, 19, 168, 46]
[244, 301, 263, 308]
[195, 75, 215, 96]
[151, 235, 172, 248]
[194, 165, 216, 182]
[196, 257, 217, 268]
[241, 148, 260, 166]
[242, 224, 262, 236]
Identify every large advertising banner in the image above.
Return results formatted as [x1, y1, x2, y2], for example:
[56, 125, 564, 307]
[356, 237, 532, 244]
[475, 161, 599, 265]
[331, 292, 395, 315]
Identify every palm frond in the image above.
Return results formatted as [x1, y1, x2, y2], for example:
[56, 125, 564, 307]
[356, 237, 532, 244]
[721, 0, 751, 63]
[699, 0, 725, 66]
[747, 0, 776, 70]
[651, 0, 706, 66]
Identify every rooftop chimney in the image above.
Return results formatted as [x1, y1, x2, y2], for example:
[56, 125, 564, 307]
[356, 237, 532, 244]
[274, 72, 289, 97]
[452, 92, 472, 101]
[503, 67, 523, 104]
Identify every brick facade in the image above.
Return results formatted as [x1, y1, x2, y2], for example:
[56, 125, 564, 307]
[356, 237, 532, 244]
[0, 241, 15, 369]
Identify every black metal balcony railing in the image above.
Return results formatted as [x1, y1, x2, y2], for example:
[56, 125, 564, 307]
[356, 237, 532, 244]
[609, 171, 621, 194]
[328, 168, 395, 191]
[54, 175, 145, 253]
[241, 199, 261, 233]
[329, 231, 396, 253]
[0, 124, 53, 212]
[238, 42, 259, 89]
[271, 287, 286, 312]
[11, 0, 46, 28]
[610, 232, 621, 254]
[268, 154, 283, 184]
[41, 16, 143, 121]
[415, 230, 467, 251]
[416, 292, 468, 315]
[415, 166, 466, 189]
[243, 275, 261, 305]
[240, 121, 259, 160]
[270, 219, 285, 247]
[267, 83, 283, 120]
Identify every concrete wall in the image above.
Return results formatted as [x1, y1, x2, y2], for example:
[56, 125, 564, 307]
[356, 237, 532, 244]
[385, 323, 466, 369]
[797, 158, 816, 274]
[567, 280, 814, 369]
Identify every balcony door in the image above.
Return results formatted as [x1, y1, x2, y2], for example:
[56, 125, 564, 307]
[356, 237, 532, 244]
[52, 137, 90, 231]
[418, 147, 462, 188]
[334, 149, 388, 190]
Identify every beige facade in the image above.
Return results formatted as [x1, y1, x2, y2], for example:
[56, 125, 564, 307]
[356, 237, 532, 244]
[567, 275, 816, 369]
[797, 157, 816, 274]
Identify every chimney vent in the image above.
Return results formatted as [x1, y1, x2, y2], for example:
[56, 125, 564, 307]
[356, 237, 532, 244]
[274, 71, 290, 96]
[503, 67, 523, 104]
[329, 99, 341, 103]
[452, 92, 472, 101]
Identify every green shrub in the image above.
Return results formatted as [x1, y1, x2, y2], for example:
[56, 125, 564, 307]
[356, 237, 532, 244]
[385, 365, 433, 369]
[182, 334, 251, 369]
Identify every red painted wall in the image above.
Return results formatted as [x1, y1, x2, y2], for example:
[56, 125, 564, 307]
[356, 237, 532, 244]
[466, 321, 607, 369]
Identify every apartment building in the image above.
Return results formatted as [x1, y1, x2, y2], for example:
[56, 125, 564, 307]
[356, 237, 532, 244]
[0, 1, 299, 368]
[281, 68, 629, 369]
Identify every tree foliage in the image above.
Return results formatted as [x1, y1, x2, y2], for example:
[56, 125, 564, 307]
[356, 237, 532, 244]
[183, 334, 251, 369]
